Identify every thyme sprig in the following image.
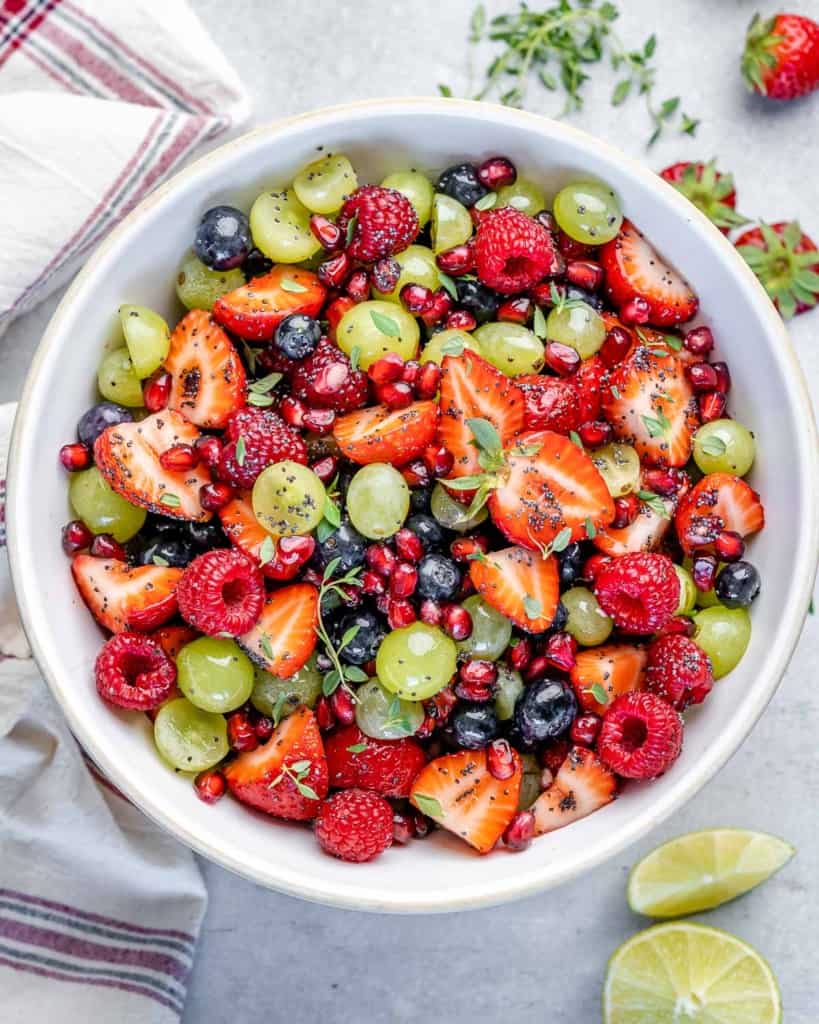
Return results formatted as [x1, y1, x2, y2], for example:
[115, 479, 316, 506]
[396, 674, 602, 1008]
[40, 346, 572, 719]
[316, 557, 367, 697]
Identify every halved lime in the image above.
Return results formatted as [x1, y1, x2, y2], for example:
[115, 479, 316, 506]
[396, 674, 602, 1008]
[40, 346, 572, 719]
[603, 922, 781, 1024]
[628, 829, 794, 918]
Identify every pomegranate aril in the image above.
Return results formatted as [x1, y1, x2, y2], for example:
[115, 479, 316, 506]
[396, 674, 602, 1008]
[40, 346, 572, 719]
[683, 514, 724, 550]
[508, 636, 533, 672]
[457, 575, 476, 600]
[62, 519, 93, 555]
[194, 769, 226, 805]
[642, 468, 678, 496]
[612, 493, 640, 529]
[600, 325, 633, 368]
[570, 713, 602, 747]
[199, 482, 234, 511]
[425, 685, 457, 724]
[361, 570, 386, 597]
[420, 289, 452, 327]
[371, 257, 401, 293]
[311, 455, 338, 484]
[566, 260, 604, 292]
[620, 296, 651, 324]
[312, 361, 350, 400]
[441, 603, 472, 641]
[486, 739, 516, 781]
[444, 309, 477, 332]
[534, 210, 558, 233]
[684, 325, 714, 357]
[309, 213, 342, 250]
[578, 420, 611, 448]
[227, 710, 258, 753]
[368, 352, 405, 385]
[394, 528, 424, 563]
[280, 395, 307, 428]
[195, 435, 222, 467]
[711, 361, 731, 394]
[450, 535, 488, 562]
[345, 269, 370, 303]
[692, 552, 719, 592]
[400, 360, 420, 387]
[478, 155, 517, 190]
[315, 696, 335, 732]
[366, 543, 397, 578]
[436, 243, 475, 276]
[419, 599, 443, 626]
[544, 632, 577, 672]
[329, 686, 356, 726]
[686, 362, 718, 392]
[387, 598, 416, 629]
[392, 811, 416, 845]
[159, 443, 199, 472]
[390, 562, 418, 599]
[423, 444, 454, 478]
[583, 552, 612, 583]
[400, 282, 434, 314]
[326, 296, 355, 337]
[503, 810, 536, 851]
[254, 715, 274, 742]
[544, 341, 581, 377]
[303, 407, 336, 434]
[89, 533, 126, 560]
[415, 361, 441, 400]
[59, 442, 91, 472]
[715, 530, 745, 562]
[529, 282, 555, 307]
[317, 251, 351, 288]
[656, 615, 696, 638]
[378, 380, 414, 411]
[402, 459, 432, 488]
[143, 372, 171, 412]
[264, 535, 316, 581]
[498, 296, 532, 324]
[699, 391, 727, 422]
[456, 660, 498, 703]
[557, 228, 593, 260]
[413, 812, 432, 839]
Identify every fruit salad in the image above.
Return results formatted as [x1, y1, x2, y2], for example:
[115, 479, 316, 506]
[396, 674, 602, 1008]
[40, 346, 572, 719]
[60, 152, 765, 863]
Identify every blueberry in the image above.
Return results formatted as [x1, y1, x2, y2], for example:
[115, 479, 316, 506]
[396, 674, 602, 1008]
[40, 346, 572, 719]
[77, 402, 133, 447]
[406, 513, 445, 553]
[274, 314, 321, 361]
[565, 285, 604, 311]
[187, 520, 229, 550]
[436, 163, 489, 209]
[314, 518, 368, 574]
[242, 247, 273, 280]
[409, 485, 433, 515]
[334, 609, 386, 665]
[558, 542, 586, 587]
[416, 553, 461, 602]
[137, 534, 197, 568]
[514, 678, 577, 747]
[715, 561, 760, 608]
[455, 279, 499, 324]
[447, 703, 499, 749]
[550, 600, 568, 634]
[194, 205, 251, 270]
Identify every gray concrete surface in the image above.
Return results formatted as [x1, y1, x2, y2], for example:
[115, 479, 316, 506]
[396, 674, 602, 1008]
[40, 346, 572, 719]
[3, 1, 818, 1019]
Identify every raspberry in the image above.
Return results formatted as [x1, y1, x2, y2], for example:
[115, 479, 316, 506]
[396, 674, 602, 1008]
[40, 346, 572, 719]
[336, 185, 419, 262]
[314, 788, 394, 863]
[216, 407, 307, 488]
[474, 207, 561, 294]
[597, 691, 683, 780]
[95, 632, 177, 711]
[645, 635, 714, 710]
[177, 549, 264, 636]
[594, 552, 680, 634]
[290, 338, 368, 413]
[324, 725, 426, 797]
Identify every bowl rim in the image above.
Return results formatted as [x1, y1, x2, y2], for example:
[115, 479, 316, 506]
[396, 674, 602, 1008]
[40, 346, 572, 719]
[7, 97, 819, 913]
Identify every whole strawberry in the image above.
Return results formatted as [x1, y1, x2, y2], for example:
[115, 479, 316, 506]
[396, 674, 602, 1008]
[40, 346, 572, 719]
[659, 161, 748, 233]
[742, 12, 819, 99]
[736, 221, 819, 318]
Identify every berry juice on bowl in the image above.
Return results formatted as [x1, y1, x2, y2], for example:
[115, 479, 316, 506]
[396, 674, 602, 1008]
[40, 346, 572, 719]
[56, 139, 768, 868]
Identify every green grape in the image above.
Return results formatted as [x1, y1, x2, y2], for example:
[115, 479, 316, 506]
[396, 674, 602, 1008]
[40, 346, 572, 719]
[249, 188, 320, 263]
[496, 178, 546, 216]
[495, 663, 524, 720]
[546, 302, 606, 359]
[335, 300, 420, 370]
[457, 595, 512, 662]
[381, 245, 440, 303]
[377, 622, 457, 700]
[97, 347, 144, 407]
[518, 753, 542, 810]
[562, 586, 613, 646]
[693, 606, 751, 679]
[693, 419, 756, 477]
[154, 697, 229, 773]
[430, 482, 488, 532]
[355, 678, 425, 739]
[293, 152, 357, 214]
[252, 460, 326, 536]
[591, 443, 641, 498]
[419, 328, 481, 366]
[474, 322, 545, 376]
[431, 194, 473, 253]
[681, 557, 728, 609]
[347, 463, 410, 539]
[381, 170, 434, 226]
[250, 655, 322, 719]
[674, 564, 697, 616]
[119, 304, 170, 379]
[69, 466, 146, 542]
[176, 251, 244, 310]
[176, 637, 254, 713]
[553, 180, 623, 245]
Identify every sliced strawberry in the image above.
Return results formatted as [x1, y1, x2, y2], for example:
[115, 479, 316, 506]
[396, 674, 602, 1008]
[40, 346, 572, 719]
[238, 583, 318, 678]
[675, 473, 765, 555]
[94, 410, 212, 521]
[218, 491, 273, 562]
[333, 400, 439, 466]
[469, 545, 559, 633]
[593, 496, 674, 556]
[488, 430, 615, 549]
[600, 219, 699, 326]
[569, 644, 647, 714]
[409, 748, 522, 854]
[601, 346, 698, 467]
[532, 746, 616, 834]
[224, 706, 328, 821]
[151, 624, 198, 659]
[517, 374, 581, 434]
[324, 724, 426, 798]
[164, 310, 246, 429]
[212, 265, 326, 341]
[438, 351, 524, 478]
[72, 556, 182, 634]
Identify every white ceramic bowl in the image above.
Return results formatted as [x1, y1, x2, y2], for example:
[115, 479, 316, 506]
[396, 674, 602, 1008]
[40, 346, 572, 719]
[8, 99, 819, 913]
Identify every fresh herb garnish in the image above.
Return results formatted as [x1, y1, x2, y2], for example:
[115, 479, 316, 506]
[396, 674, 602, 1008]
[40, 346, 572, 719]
[474, 191, 498, 211]
[413, 793, 444, 818]
[280, 277, 308, 293]
[259, 634, 274, 661]
[370, 310, 401, 337]
[438, 271, 459, 301]
[235, 435, 247, 467]
[569, 430, 583, 448]
[159, 493, 180, 508]
[699, 435, 728, 457]
[637, 489, 671, 519]
[585, 516, 597, 539]
[349, 345, 361, 371]
[249, 371, 283, 394]
[271, 691, 289, 727]
[347, 742, 368, 754]
[259, 535, 276, 566]
[345, 213, 358, 249]
[641, 409, 671, 438]
[247, 392, 275, 407]
[523, 594, 543, 620]
[268, 759, 319, 800]
[532, 304, 548, 339]
[152, 554, 170, 567]
[316, 557, 364, 697]
[441, 336, 466, 356]
[588, 683, 609, 705]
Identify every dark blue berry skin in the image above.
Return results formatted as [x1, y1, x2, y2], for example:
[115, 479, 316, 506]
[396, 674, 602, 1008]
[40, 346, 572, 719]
[558, 543, 586, 587]
[550, 601, 569, 634]
[194, 205, 251, 270]
[455, 279, 499, 324]
[437, 163, 489, 208]
[314, 518, 368, 574]
[77, 402, 133, 447]
[242, 247, 273, 280]
[137, 534, 197, 568]
[565, 285, 604, 311]
[715, 561, 760, 609]
[187, 520, 229, 551]
[409, 486, 433, 515]
[514, 678, 577, 748]
[334, 609, 386, 666]
[416, 553, 461, 602]
[274, 314, 321, 361]
[406, 513, 445, 553]
[447, 703, 499, 749]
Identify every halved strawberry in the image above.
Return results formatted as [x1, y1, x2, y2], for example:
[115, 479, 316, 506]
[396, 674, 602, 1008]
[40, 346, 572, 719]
[212, 265, 326, 341]
[601, 346, 698, 467]
[164, 310, 246, 429]
[600, 219, 699, 326]
[438, 351, 524, 478]
[517, 374, 581, 434]
[94, 410, 212, 521]
[469, 545, 559, 632]
[72, 556, 182, 634]
[532, 746, 616, 834]
[218, 492, 273, 562]
[675, 472, 765, 555]
[409, 748, 522, 854]
[151, 624, 198, 659]
[333, 400, 439, 466]
[569, 644, 647, 714]
[238, 583, 318, 677]
[324, 724, 426, 798]
[224, 706, 328, 821]
[593, 496, 674, 556]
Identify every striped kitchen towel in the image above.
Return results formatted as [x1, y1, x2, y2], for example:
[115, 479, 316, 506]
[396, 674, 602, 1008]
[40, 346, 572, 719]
[1, 399, 207, 1023]
[0, 0, 251, 336]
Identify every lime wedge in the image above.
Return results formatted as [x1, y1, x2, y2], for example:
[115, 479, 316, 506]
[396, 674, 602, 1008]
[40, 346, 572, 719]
[628, 829, 794, 918]
[603, 922, 781, 1024]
